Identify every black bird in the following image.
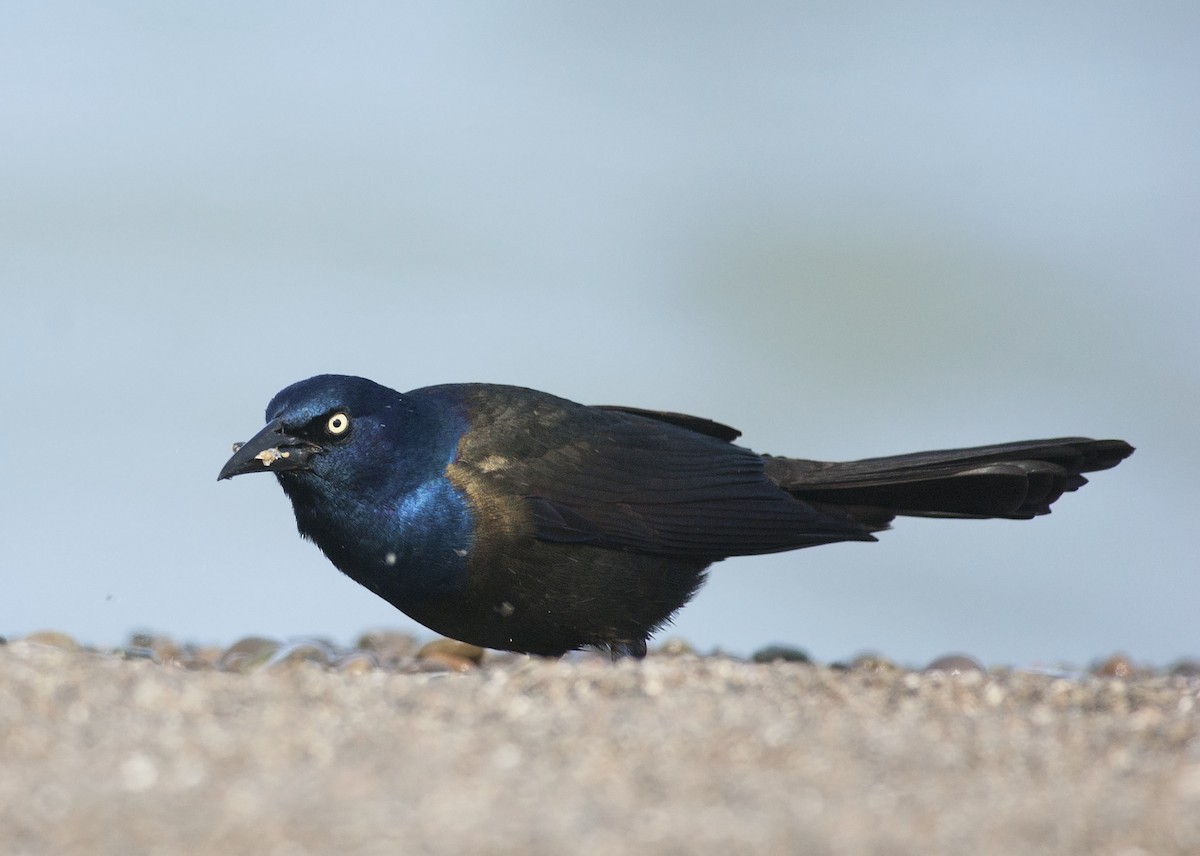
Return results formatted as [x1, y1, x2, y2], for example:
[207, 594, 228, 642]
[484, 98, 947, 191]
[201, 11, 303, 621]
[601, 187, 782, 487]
[218, 375, 1133, 658]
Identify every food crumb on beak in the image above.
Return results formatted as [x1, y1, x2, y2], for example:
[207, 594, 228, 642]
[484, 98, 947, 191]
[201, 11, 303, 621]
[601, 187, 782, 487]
[255, 448, 290, 467]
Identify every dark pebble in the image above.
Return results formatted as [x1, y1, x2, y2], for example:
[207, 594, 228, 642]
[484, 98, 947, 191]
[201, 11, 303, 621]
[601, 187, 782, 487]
[1169, 659, 1200, 679]
[751, 644, 811, 664]
[924, 654, 984, 674]
[129, 631, 157, 648]
[121, 647, 158, 661]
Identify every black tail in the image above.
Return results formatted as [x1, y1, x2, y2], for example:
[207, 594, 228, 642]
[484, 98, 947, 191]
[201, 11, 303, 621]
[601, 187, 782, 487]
[763, 438, 1133, 530]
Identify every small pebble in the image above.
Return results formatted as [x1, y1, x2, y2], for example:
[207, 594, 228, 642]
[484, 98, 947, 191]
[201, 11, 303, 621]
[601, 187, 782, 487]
[418, 651, 477, 673]
[417, 638, 486, 665]
[121, 633, 185, 666]
[121, 647, 157, 661]
[22, 630, 78, 651]
[267, 640, 336, 670]
[656, 638, 698, 657]
[150, 636, 184, 665]
[182, 645, 224, 671]
[849, 653, 901, 674]
[357, 630, 421, 667]
[1094, 653, 1136, 679]
[1169, 659, 1200, 679]
[924, 654, 984, 674]
[751, 644, 811, 664]
[335, 652, 378, 674]
[128, 631, 157, 648]
[218, 637, 281, 673]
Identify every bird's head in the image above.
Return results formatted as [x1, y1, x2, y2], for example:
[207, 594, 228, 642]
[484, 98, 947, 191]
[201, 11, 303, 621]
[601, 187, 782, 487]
[217, 374, 405, 487]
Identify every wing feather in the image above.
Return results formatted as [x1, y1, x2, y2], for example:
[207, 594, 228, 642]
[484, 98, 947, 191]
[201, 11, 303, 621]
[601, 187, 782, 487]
[455, 388, 871, 559]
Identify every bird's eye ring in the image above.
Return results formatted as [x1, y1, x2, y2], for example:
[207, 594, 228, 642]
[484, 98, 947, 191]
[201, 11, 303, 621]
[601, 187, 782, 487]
[326, 412, 351, 436]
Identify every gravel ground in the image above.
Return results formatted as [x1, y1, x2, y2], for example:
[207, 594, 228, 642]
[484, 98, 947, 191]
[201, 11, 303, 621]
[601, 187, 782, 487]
[2, 636, 1198, 856]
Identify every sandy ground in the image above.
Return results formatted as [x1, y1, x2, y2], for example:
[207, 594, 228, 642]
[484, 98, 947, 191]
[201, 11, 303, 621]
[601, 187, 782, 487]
[2, 638, 1198, 856]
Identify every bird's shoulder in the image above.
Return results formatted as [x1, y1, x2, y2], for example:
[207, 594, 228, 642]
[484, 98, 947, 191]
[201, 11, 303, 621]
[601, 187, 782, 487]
[412, 382, 752, 481]
[412, 383, 861, 558]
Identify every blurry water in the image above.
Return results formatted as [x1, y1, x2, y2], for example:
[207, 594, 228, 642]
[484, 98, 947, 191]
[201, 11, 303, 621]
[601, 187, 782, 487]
[1, 4, 1195, 664]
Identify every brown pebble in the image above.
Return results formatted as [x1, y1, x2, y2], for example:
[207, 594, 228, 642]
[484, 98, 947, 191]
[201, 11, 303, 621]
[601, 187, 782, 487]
[418, 651, 477, 673]
[656, 638, 698, 657]
[22, 630, 78, 651]
[1094, 654, 1136, 679]
[267, 640, 335, 670]
[182, 645, 225, 671]
[924, 654, 984, 674]
[850, 653, 901, 674]
[218, 636, 280, 673]
[335, 652, 378, 674]
[357, 630, 421, 666]
[417, 638, 486, 665]
[146, 635, 184, 666]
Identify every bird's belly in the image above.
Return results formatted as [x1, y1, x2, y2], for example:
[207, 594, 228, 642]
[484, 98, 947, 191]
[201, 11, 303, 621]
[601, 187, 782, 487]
[397, 541, 712, 656]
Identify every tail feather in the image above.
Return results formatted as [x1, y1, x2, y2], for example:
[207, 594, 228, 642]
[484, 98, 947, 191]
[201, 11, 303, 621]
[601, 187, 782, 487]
[763, 438, 1133, 527]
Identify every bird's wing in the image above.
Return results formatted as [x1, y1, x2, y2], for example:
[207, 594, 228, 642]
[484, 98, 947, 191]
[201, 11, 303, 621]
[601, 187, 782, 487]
[452, 393, 871, 559]
[592, 405, 743, 442]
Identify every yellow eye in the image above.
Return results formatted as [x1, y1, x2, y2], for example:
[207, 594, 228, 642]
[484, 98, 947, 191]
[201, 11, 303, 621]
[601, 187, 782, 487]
[326, 412, 350, 436]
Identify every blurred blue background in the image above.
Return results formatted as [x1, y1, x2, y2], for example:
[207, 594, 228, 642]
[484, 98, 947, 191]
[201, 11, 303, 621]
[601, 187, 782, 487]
[2, 3, 1195, 666]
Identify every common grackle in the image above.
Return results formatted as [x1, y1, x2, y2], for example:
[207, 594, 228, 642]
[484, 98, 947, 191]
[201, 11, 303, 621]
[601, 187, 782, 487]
[218, 375, 1133, 658]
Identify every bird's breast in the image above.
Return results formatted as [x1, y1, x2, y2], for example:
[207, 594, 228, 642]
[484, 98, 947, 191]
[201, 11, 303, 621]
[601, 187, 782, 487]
[291, 472, 476, 605]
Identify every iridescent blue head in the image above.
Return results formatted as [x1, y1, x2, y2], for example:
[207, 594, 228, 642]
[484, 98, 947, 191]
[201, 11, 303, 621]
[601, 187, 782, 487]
[217, 374, 408, 490]
[218, 374, 474, 598]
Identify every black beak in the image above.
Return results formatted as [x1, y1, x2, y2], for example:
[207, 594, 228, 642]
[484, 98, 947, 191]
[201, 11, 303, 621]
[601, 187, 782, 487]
[218, 418, 320, 481]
